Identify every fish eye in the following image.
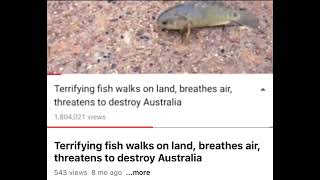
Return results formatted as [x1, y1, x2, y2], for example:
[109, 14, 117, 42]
[162, 21, 167, 25]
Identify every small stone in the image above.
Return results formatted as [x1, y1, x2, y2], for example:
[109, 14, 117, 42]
[111, 63, 117, 69]
[122, 32, 131, 44]
[97, 4, 103, 9]
[140, 35, 149, 41]
[76, 61, 82, 67]
[132, 66, 141, 73]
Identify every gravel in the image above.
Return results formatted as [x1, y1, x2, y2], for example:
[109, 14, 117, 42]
[47, 1, 273, 74]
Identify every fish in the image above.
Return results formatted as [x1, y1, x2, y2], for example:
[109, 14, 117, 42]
[157, 1, 259, 43]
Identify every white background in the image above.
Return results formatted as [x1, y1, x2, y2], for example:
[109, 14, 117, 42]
[47, 74, 272, 127]
[48, 128, 272, 180]
[47, 74, 273, 180]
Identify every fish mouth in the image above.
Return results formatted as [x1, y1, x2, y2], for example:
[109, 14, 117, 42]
[156, 22, 167, 32]
[159, 27, 167, 33]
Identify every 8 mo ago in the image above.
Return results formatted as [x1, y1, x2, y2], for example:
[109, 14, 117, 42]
[91, 170, 122, 176]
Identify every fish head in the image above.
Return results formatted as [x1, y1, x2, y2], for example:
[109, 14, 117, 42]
[157, 11, 188, 31]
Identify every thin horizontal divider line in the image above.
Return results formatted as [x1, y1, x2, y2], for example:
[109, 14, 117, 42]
[154, 126, 273, 128]
[47, 126, 153, 128]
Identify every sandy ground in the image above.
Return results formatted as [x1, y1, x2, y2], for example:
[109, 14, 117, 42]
[47, 1, 273, 74]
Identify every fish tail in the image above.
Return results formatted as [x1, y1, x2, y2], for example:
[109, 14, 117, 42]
[236, 11, 259, 29]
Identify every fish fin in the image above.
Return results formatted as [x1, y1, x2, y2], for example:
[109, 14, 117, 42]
[234, 12, 259, 29]
[185, 23, 192, 44]
[180, 26, 186, 43]
[180, 22, 192, 44]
